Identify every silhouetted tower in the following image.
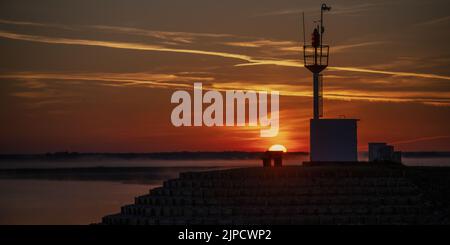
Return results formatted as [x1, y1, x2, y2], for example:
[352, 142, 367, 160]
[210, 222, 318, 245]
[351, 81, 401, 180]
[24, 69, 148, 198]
[303, 4, 358, 163]
[303, 3, 330, 119]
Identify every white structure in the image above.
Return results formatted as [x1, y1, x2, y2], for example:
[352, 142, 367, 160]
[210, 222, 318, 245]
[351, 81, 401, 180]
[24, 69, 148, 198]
[310, 119, 358, 162]
[368, 143, 402, 163]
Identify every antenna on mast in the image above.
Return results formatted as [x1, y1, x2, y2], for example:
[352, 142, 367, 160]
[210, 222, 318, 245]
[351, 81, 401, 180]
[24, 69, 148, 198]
[320, 3, 331, 59]
[302, 12, 306, 46]
[302, 3, 331, 120]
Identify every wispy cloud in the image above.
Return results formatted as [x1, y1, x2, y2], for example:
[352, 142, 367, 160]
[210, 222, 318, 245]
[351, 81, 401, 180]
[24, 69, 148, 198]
[254, 3, 383, 17]
[0, 19, 75, 30]
[0, 30, 256, 61]
[91, 25, 233, 44]
[330, 3, 382, 16]
[1, 29, 450, 83]
[223, 39, 296, 48]
[2, 72, 214, 89]
[11, 85, 80, 109]
[391, 135, 450, 145]
[414, 15, 450, 27]
[327, 66, 450, 81]
[5, 71, 449, 106]
[332, 41, 386, 53]
[4, 71, 215, 109]
[210, 81, 450, 105]
[0, 18, 234, 45]
[224, 40, 385, 55]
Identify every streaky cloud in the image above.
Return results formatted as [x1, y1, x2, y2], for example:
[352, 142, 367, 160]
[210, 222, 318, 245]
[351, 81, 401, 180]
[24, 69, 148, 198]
[0, 19, 75, 30]
[254, 3, 384, 17]
[3, 71, 450, 106]
[91, 25, 234, 44]
[1, 30, 450, 83]
[1, 72, 213, 89]
[332, 41, 386, 53]
[390, 135, 450, 145]
[0, 18, 235, 44]
[327, 66, 450, 81]
[414, 15, 450, 27]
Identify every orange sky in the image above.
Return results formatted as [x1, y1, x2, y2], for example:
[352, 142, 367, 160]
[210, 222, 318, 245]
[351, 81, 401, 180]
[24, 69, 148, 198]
[0, 0, 449, 153]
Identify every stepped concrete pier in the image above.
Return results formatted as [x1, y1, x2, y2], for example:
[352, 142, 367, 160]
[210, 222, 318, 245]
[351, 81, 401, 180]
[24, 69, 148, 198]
[101, 165, 449, 225]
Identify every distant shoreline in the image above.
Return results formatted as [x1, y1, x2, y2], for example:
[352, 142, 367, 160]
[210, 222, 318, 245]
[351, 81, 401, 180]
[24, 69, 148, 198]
[1, 151, 449, 161]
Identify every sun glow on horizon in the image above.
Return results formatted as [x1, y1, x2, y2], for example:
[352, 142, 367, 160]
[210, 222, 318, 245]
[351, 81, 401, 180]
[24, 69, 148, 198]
[268, 144, 287, 152]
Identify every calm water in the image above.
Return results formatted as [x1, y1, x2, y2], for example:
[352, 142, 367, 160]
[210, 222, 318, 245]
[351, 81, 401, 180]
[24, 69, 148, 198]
[0, 157, 449, 224]
[0, 179, 152, 225]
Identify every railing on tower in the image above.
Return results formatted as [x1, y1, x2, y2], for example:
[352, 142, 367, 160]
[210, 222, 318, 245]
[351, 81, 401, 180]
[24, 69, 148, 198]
[303, 45, 329, 73]
[301, 4, 331, 119]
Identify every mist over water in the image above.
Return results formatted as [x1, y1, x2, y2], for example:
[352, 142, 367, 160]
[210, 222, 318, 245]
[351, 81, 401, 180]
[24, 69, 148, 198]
[0, 155, 449, 169]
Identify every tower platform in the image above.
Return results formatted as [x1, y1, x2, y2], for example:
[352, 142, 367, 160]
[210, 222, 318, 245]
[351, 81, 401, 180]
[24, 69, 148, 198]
[101, 165, 449, 225]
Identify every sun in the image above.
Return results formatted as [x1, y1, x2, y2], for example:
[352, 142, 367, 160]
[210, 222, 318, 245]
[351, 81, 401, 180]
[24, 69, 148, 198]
[268, 144, 287, 153]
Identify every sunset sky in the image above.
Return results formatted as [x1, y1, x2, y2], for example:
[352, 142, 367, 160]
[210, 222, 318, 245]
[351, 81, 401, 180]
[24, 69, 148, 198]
[1, 0, 449, 153]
